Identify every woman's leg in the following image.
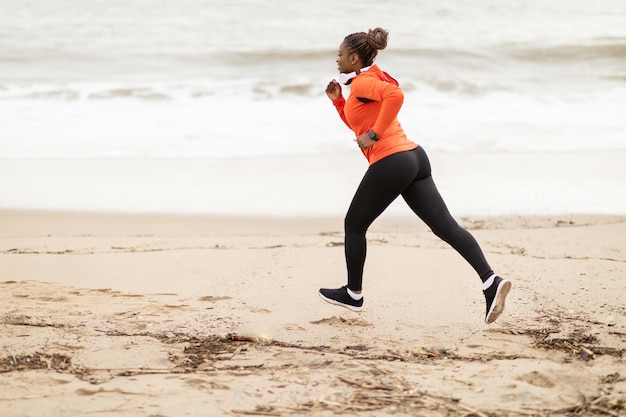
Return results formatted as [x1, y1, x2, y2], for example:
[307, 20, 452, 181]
[400, 147, 494, 280]
[400, 147, 511, 323]
[344, 151, 420, 291]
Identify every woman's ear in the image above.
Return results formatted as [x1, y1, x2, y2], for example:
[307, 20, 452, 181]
[350, 53, 359, 65]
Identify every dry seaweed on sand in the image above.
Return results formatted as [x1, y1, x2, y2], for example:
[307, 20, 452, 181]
[0, 352, 81, 374]
[553, 394, 626, 417]
[492, 308, 626, 362]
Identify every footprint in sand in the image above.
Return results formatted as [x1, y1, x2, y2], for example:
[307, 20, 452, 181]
[183, 377, 229, 391]
[37, 296, 71, 302]
[517, 371, 556, 388]
[198, 296, 232, 302]
[249, 307, 271, 314]
[310, 316, 372, 327]
[283, 324, 305, 331]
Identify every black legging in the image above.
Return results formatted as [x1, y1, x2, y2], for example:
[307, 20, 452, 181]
[345, 146, 493, 291]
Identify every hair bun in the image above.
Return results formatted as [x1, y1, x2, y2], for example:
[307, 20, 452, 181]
[367, 27, 389, 51]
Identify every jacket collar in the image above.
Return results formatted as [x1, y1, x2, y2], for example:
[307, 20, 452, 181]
[338, 65, 372, 85]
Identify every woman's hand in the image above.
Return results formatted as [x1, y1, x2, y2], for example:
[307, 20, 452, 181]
[325, 80, 341, 100]
[355, 132, 377, 150]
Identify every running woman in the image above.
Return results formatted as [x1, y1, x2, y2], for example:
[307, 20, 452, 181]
[319, 27, 511, 324]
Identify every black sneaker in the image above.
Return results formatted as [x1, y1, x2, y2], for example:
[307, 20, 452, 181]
[483, 276, 511, 324]
[319, 286, 363, 312]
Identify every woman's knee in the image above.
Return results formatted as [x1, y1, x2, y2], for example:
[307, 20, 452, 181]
[344, 213, 368, 235]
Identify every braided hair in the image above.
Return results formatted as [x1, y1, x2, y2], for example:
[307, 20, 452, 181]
[343, 27, 389, 66]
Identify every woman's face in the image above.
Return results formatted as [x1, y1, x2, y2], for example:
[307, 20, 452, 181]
[336, 42, 359, 73]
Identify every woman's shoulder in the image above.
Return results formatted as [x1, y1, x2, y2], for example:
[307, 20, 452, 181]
[359, 65, 399, 86]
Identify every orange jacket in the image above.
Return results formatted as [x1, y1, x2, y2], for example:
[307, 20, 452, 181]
[332, 64, 418, 165]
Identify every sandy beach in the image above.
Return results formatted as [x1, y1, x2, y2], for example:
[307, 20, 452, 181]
[1, 210, 625, 416]
[2, 1, 625, 415]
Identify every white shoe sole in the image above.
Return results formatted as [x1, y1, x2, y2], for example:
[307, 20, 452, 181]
[318, 292, 363, 312]
[485, 280, 511, 324]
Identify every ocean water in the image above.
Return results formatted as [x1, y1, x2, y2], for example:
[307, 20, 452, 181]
[1, 0, 625, 215]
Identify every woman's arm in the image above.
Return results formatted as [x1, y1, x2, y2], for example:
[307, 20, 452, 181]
[326, 79, 350, 128]
[370, 82, 404, 135]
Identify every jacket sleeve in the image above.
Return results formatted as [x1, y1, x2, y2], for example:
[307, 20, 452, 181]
[332, 96, 351, 128]
[373, 82, 403, 135]
[356, 79, 404, 135]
